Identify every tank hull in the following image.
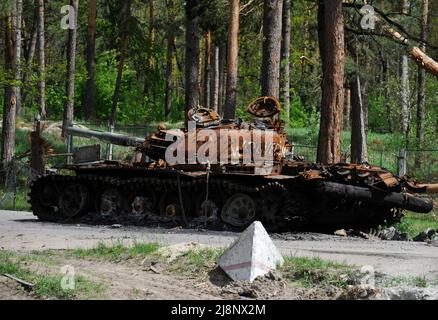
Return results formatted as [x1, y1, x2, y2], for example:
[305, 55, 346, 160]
[29, 161, 433, 231]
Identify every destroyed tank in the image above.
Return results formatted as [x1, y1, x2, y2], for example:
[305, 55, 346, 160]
[29, 97, 434, 231]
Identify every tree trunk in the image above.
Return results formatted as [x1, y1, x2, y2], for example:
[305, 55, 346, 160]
[144, 0, 155, 99]
[218, 44, 227, 116]
[301, 3, 309, 81]
[109, 0, 132, 128]
[164, 0, 175, 118]
[184, 0, 200, 123]
[280, 0, 291, 126]
[149, 0, 155, 43]
[36, 0, 46, 118]
[412, 47, 438, 77]
[203, 30, 211, 107]
[164, 29, 175, 118]
[361, 77, 369, 136]
[12, 0, 23, 117]
[25, 13, 38, 63]
[400, 54, 410, 135]
[344, 88, 351, 130]
[417, 0, 429, 148]
[30, 121, 45, 177]
[400, 0, 410, 136]
[299, 4, 310, 110]
[62, 0, 79, 137]
[210, 45, 219, 112]
[224, 0, 239, 120]
[381, 54, 393, 133]
[316, 0, 345, 164]
[85, 0, 97, 119]
[22, 5, 38, 108]
[261, 0, 283, 99]
[353, 1, 438, 78]
[416, 0, 428, 168]
[1, 13, 16, 185]
[350, 75, 368, 164]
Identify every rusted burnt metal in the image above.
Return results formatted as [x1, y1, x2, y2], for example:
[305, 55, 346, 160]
[31, 96, 434, 231]
[246, 96, 281, 118]
[187, 107, 221, 127]
[144, 101, 290, 170]
[317, 182, 433, 213]
[377, 172, 399, 188]
[405, 180, 438, 194]
[422, 184, 438, 194]
[73, 145, 101, 164]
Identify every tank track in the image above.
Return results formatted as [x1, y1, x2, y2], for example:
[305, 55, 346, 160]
[29, 173, 401, 231]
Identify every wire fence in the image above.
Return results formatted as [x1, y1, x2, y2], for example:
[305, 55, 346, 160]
[406, 149, 438, 183]
[65, 124, 438, 183]
[1, 125, 437, 211]
[291, 144, 438, 183]
[0, 158, 35, 211]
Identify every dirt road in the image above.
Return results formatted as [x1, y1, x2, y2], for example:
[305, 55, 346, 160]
[1, 210, 438, 281]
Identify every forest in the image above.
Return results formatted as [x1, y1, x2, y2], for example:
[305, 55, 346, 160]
[1, 0, 438, 188]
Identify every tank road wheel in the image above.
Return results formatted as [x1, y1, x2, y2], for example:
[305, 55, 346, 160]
[130, 188, 158, 216]
[221, 193, 257, 228]
[159, 190, 192, 222]
[58, 183, 89, 218]
[192, 190, 224, 219]
[99, 188, 128, 216]
[30, 177, 60, 222]
[259, 192, 283, 226]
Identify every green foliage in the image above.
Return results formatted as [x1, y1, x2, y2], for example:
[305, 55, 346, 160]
[168, 247, 224, 278]
[0, 0, 12, 17]
[394, 212, 438, 238]
[288, 96, 308, 128]
[0, 250, 104, 299]
[383, 275, 428, 288]
[0, 188, 29, 211]
[280, 256, 355, 288]
[73, 241, 160, 261]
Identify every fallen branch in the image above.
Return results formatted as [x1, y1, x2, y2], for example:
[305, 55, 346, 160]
[344, 1, 438, 77]
[411, 47, 438, 78]
[418, 184, 438, 194]
[3, 273, 35, 290]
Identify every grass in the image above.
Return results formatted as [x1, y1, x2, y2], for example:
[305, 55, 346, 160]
[132, 287, 141, 296]
[0, 187, 30, 211]
[382, 275, 428, 288]
[20, 251, 59, 266]
[280, 256, 356, 289]
[0, 250, 105, 299]
[2, 242, 398, 300]
[394, 211, 438, 238]
[72, 241, 160, 261]
[286, 128, 404, 150]
[69, 243, 358, 290]
[166, 248, 224, 278]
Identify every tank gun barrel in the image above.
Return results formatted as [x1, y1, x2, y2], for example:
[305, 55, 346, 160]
[66, 126, 145, 148]
[317, 182, 433, 213]
[418, 184, 438, 194]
